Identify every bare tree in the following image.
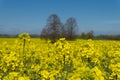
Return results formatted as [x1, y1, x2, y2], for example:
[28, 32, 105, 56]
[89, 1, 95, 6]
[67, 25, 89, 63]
[65, 17, 78, 40]
[40, 14, 65, 42]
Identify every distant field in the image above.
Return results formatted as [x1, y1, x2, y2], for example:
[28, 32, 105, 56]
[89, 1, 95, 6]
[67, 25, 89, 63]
[0, 38, 41, 44]
[0, 38, 120, 80]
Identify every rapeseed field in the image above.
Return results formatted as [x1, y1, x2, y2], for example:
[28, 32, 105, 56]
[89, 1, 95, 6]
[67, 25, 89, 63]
[0, 33, 120, 80]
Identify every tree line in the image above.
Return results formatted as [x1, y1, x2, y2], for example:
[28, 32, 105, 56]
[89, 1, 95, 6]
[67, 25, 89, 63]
[1, 33, 120, 41]
[40, 14, 99, 42]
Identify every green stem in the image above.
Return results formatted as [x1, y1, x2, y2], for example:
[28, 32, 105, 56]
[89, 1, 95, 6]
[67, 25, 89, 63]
[23, 38, 26, 56]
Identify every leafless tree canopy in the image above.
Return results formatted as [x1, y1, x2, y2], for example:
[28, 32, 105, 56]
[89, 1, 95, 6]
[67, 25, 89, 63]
[40, 14, 65, 42]
[40, 14, 78, 42]
[65, 17, 78, 40]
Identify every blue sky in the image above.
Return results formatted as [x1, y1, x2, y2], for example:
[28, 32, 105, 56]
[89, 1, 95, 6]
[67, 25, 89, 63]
[0, 0, 120, 35]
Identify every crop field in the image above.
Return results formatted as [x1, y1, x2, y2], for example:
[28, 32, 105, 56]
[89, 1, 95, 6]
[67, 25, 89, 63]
[0, 35, 120, 80]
